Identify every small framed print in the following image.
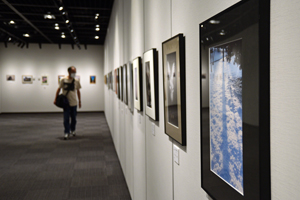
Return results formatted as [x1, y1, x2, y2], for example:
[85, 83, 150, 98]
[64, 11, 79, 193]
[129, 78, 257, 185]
[127, 62, 134, 112]
[119, 66, 123, 100]
[133, 57, 143, 111]
[58, 75, 65, 84]
[123, 64, 128, 105]
[91, 75, 96, 84]
[41, 75, 48, 85]
[22, 75, 33, 84]
[75, 75, 80, 82]
[115, 68, 118, 94]
[6, 75, 15, 81]
[144, 48, 159, 121]
[162, 33, 186, 145]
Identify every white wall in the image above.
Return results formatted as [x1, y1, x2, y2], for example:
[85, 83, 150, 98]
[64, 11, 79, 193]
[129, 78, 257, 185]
[104, 0, 300, 200]
[0, 43, 104, 113]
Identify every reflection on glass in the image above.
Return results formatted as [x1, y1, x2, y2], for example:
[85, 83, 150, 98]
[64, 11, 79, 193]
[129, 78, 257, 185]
[167, 52, 178, 127]
[146, 61, 151, 108]
[209, 39, 243, 194]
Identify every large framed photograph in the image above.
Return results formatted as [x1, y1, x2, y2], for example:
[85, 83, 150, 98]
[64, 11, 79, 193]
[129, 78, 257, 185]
[162, 34, 186, 145]
[144, 48, 159, 121]
[123, 64, 128, 105]
[200, 0, 270, 199]
[22, 75, 33, 84]
[133, 57, 143, 111]
[127, 62, 134, 112]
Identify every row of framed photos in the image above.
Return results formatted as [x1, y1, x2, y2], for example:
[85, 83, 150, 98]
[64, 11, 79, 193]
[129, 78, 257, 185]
[105, 0, 270, 200]
[105, 34, 186, 146]
[5, 75, 97, 84]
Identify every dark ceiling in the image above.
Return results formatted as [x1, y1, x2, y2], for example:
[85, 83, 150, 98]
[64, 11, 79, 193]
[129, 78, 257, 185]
[0, 0, 114, 49]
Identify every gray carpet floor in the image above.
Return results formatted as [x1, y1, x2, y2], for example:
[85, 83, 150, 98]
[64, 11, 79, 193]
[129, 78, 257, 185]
[0, 113, 131, 200]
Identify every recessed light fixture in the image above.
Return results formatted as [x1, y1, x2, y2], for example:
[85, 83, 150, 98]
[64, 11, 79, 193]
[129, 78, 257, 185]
[23, 33, 30, 37]
[95, 36, 99, 39]
[55, 23, 59, 26]
[62, 12, 66, 15]
[44, 13, 55, 19]
[61, 35, 66, 38]
[55, 26, 60, 30]
[59, 6, 63, 11]
[74, 36, 77, 39]
[201, 24, 204, 28]
[71, 29, 74, 32]
[9, 20, 15, 24]
[8, 37, 11, 41]
[95, 13, 99, 19]
[95, 27, 100, 31]
[65, 20, 69, 23]
[219, 30, 226, 35]
[209, 19, 220, 24]
[96, 24, 100, 28]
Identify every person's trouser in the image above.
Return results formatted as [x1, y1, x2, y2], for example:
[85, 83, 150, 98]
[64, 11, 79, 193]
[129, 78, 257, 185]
[63, 105, 77, 134]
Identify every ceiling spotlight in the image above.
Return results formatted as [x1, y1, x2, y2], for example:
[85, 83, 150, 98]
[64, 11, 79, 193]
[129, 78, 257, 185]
[8, 37, 11, 41]
[65, 20, 69, 23]
[23, 33, 30, 37]
[44, 13, 55, 19]
[62, 12, 66, 15]
[59, 6, 63, 11]
[55, 23, 59, 26]
[71, 29, 74, 32]
[95, 36, 99, 39]
[209, 19, 220, 24]
[96, 24, 100, 28]
[201, 24, 204, 28]
[55, 26, 60, 30]
[74, 36, 77, 39]
[95, 27, 100, 31]
[219, 30, 226, 35]
[61, 34, 66, 38]
[9, 20, 15, 24]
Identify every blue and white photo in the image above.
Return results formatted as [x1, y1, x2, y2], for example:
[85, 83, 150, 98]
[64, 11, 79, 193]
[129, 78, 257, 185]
[209, 39, 243, 195]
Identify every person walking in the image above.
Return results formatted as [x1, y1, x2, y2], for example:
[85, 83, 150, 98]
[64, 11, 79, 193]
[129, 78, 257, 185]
[54, 66, 82, 140]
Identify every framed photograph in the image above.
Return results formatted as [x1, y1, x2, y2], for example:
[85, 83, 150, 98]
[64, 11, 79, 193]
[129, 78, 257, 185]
[22, 75, 33, 84]
[90, 75, 96, 84]
[144, 48, 159, 121]
[119, 66, 123, 100]
[200, 0, 270, 199]
[162, 34, 186, 145]
[58, 75, 65, 84]
[110, 71, 113, 90]
[6, 75, 15, 81]
[75, 75, 80, 82]
[123, 64, 128, 105]
[133, 57, 143, 111]
[127, 62, 134, 112]
[115, 68, 118, 94]
[41, 75, 48, 85]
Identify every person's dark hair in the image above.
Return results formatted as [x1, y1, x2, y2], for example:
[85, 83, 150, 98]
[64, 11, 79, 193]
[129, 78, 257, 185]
[68, 66, 75, 73]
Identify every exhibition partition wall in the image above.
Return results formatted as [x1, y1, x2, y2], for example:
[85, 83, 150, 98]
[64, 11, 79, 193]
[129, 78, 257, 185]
[104, 0, 300, 200]
[0, 44, 104, 113]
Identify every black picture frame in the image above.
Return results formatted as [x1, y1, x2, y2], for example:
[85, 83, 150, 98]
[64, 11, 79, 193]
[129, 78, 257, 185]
[133, 57, 143, 111]
[162, 33, 186, 146]
[144, 48, 159, 121]
[119, 66, 123, 101]
[200, 0, 270, 199]
[123, 64, 128, 105]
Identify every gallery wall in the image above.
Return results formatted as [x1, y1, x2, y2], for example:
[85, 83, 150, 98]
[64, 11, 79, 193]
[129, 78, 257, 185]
[104, 0, 300, 200]
[0, 43, 104, 113]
